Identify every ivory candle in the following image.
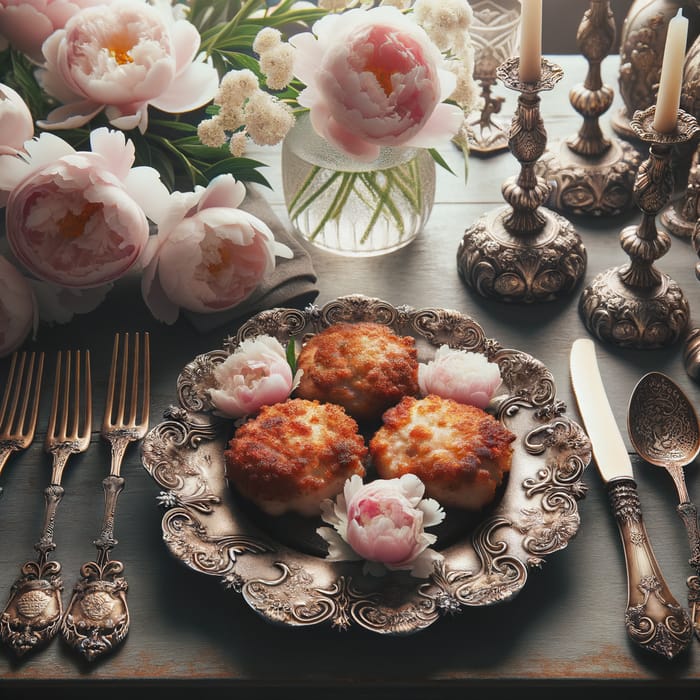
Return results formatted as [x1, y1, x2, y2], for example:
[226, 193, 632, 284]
[653, 9, 689, 133]
[519, 0, 542, 82]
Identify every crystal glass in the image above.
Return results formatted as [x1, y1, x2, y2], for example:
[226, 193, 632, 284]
[466, 0, 522, 154]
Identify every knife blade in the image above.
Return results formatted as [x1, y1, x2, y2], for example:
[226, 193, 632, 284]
[569, 338, 692, 659]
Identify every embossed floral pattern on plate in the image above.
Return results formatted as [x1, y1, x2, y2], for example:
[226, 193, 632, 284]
[141, 294, 591, 634]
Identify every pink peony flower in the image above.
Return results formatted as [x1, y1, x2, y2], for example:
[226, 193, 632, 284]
[36, 0, 219, 133]
[140, 174, 293, 324]
[0, 83, 34, 207]
[0, 127, 168, 288]
[289, 6, 463, 161]
[0, 83, 34, 156]
[0, 255, 38, 357]
[0, 0, 104, 64]
[209, 335, 301, 419]
[317, 473, 445, 578]
[418, 345, 502, 409]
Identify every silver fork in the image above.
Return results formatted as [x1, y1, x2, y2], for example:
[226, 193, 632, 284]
[61, 332, 150, 661]
[0, 351, 45, 498]
[0, 349, 92, 657]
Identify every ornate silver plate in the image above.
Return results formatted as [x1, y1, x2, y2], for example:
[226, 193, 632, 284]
[141, 294, 591, 634]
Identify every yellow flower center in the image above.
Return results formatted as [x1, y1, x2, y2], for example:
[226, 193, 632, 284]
[108, 36, 134, 65]
[207, 241, 234, 275]
[57, 202, 103, 240]
[365, 59, 394, 97]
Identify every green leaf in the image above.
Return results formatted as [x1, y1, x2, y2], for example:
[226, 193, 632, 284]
[428, 148, 456, 176]
[285, 338, 297, 374]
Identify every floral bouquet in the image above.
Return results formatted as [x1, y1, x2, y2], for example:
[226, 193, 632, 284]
[0, 0, 477, 356]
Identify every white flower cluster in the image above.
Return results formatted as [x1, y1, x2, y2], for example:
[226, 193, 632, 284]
[413, 0, 478, 112]
[197, 57, 295, 157]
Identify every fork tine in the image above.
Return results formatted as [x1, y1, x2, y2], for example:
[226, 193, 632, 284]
[104, 332, 150, 431]
[0, 351, 44, 441]
[142, 332, 150, 427]
[121, 332, 131, 426]
[46, 350, 92, 444]
[0, 352, 21, 431]
[128, 333, 139, 427]
[81, 350, 92, 443]
[46, 351, 62, 442]
[19, 352, 44, 442]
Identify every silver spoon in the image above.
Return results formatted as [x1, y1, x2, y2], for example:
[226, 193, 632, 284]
[627, 371, 700, 639]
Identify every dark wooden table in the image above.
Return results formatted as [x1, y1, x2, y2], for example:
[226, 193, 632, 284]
[2, 55, 700, 697]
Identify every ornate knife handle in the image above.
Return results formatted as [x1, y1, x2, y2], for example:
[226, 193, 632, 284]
[608, 479, 692, 659]
[61, 474, 130, 662]
[0, 484, 65, 657]
[676, 501, 700, 638]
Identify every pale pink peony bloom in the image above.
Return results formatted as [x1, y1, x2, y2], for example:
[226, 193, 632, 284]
[317, 473, 445, 578]
[1, 127, 168, 288]
[0, 0, 104, 64]
[0, 83, 34, 156]
[0, 255, 38, 358]
[209, 335, 301, 419]
[0, 83, 34, 207]
[140, 174, 293, 324]
[36, 0, 219, 133]
[289, 6, 463, 161]
[418, 345, 502, 409]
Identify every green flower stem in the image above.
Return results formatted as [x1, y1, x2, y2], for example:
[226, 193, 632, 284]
[288, 154, 428, 246]
[308, 172, 356, 241]
[288, 168, 343, 219]
[358, 172, 404, 241]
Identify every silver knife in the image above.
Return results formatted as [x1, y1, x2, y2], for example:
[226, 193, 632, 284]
[569, 338, 692, 659]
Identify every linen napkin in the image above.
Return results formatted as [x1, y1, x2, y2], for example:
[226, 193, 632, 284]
[183, 184, 319, 333]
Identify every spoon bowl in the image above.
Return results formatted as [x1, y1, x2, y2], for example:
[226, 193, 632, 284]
[627, 371, 700, 638]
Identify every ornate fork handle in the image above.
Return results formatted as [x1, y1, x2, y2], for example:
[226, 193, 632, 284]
[0, 483, 66, 657]
[61, 437, 132, 661]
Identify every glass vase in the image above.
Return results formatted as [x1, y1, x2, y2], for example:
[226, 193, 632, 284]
[281, 112, 437, 257]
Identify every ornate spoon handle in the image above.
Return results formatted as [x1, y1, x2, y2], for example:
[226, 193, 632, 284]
[0, 484, 65, 656]
[608, 480, 692, 659]
[61, 474, 129, 661]
[676, 500, 700, 638]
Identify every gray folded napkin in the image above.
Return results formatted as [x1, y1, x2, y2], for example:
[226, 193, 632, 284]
[183, 184, 319, 333]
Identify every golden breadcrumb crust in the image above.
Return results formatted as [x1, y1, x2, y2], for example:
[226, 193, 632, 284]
[294, 321, 419, 423]
[369, 394, 516, 510]
[224, 398, 367, 516]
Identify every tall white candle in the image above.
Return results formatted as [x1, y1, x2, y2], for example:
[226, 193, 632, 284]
[653, 9, 689, 133]
[519, 0, 542, 82]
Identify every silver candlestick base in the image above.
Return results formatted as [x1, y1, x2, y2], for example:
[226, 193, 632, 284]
[579, 106, 700, 349]
[537, 0, 643, 217]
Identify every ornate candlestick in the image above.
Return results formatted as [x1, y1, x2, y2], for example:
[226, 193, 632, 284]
[464, 0, 521, 155]
[684, 220, 700, 380]
[661, 144, 700, 238]
[660, 34, 700, 237]
[579, 105, 700, 349]
[457, 57, 587, 303]
[537, 0, 642, 217]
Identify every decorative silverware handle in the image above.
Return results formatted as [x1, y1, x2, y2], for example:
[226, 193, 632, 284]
[608, 479, 692, 659]
[0, 484, 65, 656]
[95, 474, 125, 562]
[677, 500, 700, 637]
[61, 475, 130, 661]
